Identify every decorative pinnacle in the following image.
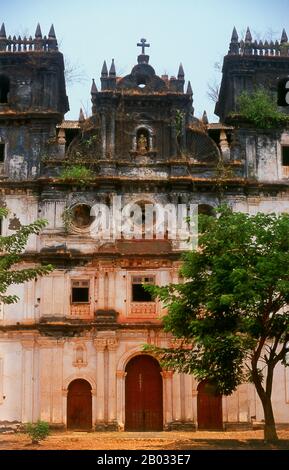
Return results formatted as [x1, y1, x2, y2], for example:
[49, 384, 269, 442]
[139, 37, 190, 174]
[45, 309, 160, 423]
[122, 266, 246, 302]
[245, 27, 252, 42]
[78, 108, 85, 122]
[177, 63, 184, 79]
[48, 24, 56, 39]
[91, 78, 98, 94]
[35, 23, 42, 38]
[109, 59, 116, 77]
[137, 38, 150, 54]
[101, 60, 108, 77]
[281, 28, 288, 43]
[186, 80, 193, 95]
[231, 26, 238, 42]
[202, 110, 209, 124]
[0, 23, 6, 39]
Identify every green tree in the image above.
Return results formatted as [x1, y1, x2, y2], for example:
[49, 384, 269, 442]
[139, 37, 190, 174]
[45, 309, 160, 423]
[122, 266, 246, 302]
[235, 88, 289, 129]
[0, 208, 53, 304]
[146, 206, 289, 442]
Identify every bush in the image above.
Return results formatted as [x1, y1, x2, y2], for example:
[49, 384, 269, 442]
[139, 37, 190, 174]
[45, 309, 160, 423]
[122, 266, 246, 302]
[25, 420, 50, 444]
[59, 165, 93, 182]
[235, 88, 289, 129]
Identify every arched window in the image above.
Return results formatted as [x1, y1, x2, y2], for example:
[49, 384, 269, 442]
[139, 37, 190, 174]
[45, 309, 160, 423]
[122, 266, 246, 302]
[277, 77, 289, 106]
[198, 204, 216, 217]
[0, 75, 10, 104]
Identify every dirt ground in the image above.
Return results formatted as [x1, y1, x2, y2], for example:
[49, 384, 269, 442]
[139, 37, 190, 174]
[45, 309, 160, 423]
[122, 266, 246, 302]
[1, 430, 289, 450]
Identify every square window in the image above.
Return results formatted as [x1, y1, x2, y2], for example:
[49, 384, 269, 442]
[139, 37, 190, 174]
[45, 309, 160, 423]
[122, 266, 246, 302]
[282, 146, 289, 166]
[131, 275, 154, 302]
[71, 280, 89, 303]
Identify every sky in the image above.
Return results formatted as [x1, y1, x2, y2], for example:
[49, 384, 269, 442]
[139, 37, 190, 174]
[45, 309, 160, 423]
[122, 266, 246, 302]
[1, 0, 289, 121]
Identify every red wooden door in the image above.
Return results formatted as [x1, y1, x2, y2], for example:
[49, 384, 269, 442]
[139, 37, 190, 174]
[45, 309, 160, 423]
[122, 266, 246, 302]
[197, 380, 223, 430]
[67, 379, 92, 430]
[125, 355, 163, 431]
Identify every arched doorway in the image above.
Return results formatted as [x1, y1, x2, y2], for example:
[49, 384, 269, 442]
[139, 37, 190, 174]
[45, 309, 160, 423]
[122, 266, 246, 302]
[197, 380, 223, 430]
[67, 379, 92, 430]
[125, 355, 163, 431]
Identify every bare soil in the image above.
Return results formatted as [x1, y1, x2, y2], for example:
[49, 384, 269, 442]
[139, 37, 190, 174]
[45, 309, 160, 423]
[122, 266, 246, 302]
[1, 430, 289, 450]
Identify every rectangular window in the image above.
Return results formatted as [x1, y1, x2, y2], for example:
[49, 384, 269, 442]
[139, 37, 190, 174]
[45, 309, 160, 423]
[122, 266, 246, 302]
[131, 275, 154, 302]
[71, 280, 89, 303]
[282, 146, 289, 166]
[0, 143, 4, 163]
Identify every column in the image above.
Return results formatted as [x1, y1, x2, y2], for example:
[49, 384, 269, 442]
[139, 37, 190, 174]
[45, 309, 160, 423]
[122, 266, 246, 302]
[161, 370, 173, 428]
[192, 378, 198, 426]
[51, 340, 64, 424]
[38, 338, 55, 422]
[110, 110, 115, 158]
[104, 272, 109, 309]
[116, 370, 126, 430]
[101, 112, 107, 158]
[172, 373, 182, 421]
[108, 271, 116, 310]
[97, 271, 105, 310]
[107, 338, 118, 423]
[94, 339, 106, 423]
[184, 374, 194, 422]
[21, 339, 35, 423]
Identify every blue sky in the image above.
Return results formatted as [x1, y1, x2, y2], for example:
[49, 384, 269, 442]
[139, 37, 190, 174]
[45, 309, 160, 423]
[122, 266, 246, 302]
[1, 0, 289, 121]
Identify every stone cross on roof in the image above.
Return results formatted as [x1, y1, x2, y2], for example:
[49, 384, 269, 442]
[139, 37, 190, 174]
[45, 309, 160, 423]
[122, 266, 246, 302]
[137, 38, 150, 54]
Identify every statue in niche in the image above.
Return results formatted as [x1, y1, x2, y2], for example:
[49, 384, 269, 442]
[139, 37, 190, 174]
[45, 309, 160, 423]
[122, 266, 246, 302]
[137, 133, 148, 154]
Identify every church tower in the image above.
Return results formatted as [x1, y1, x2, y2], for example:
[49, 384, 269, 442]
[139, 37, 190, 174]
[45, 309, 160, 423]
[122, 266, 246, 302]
[215, 27, 289, 121]
[0, 23, 69, 178]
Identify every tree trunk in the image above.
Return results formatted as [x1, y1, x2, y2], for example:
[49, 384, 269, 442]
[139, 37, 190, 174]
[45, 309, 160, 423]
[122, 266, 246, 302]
[263, 396, 278, 442]
[251, 364, 278, 442]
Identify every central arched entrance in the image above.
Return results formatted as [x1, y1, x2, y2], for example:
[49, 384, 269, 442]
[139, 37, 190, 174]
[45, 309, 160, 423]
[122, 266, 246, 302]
[125, 355, 163, 431]
[67, 379, 92, 430]
[197, 380, 223, 430]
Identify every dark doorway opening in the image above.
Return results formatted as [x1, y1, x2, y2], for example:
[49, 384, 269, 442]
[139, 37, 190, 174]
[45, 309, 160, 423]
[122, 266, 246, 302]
[125, 355, 163, 431]
[197, 380, 223, 430]
[67, 379, 92, 430]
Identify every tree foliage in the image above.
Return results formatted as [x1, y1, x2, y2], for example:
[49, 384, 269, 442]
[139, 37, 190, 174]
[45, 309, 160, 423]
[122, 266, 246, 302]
[145, 206, 289, 440]
[0, 208, 53, 304]
[235, 88, 289, 129]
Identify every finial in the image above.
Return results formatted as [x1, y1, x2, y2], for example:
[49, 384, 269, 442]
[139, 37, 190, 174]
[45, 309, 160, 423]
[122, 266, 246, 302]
[91, 78, 98, 94]
[78, 108, 85, 122]
[137, 38, 150, 54]
[101, 60, 108, 77]
[202, 110, 209, 125]
[245, 27, 252, 42]
[281, 28, 288, 43]
[177, 63, 184, 79]
[231, 26, 238, 42]
[48, 24, 56, 39]
[109, 59, 116, 77]
[0, 23, 6, 39]
[186, 80, 193, 95]
[35, 23, 42, 38]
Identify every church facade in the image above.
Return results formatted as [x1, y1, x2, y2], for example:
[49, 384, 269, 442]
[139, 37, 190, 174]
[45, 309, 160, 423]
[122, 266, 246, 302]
[0, 24, 289, 431]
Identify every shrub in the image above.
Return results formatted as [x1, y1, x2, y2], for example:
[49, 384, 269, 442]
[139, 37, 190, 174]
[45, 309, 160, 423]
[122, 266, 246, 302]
[59, 165, 93, 183]
[235, 88, 289, 129]
[25, 420, 50, 444]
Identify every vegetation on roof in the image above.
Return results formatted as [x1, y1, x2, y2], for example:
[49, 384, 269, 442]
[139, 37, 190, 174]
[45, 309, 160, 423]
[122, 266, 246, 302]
[233, 88, 289, 129]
